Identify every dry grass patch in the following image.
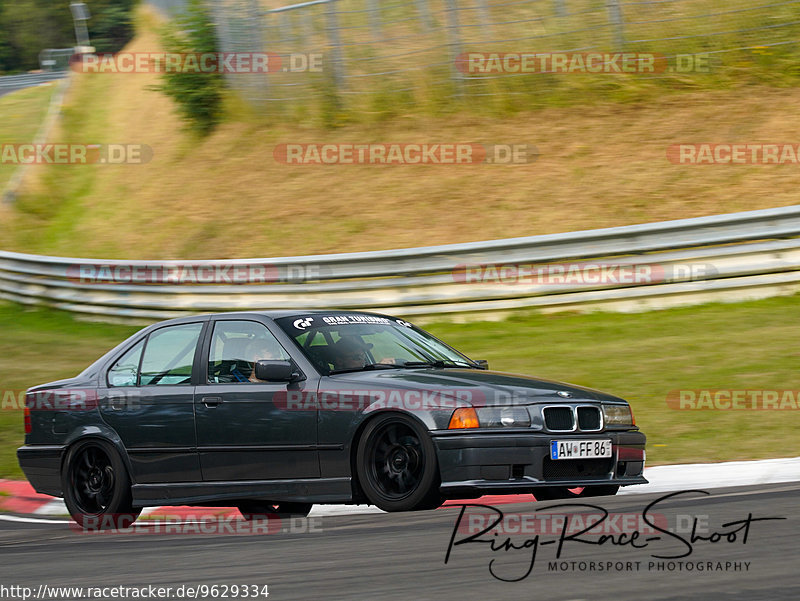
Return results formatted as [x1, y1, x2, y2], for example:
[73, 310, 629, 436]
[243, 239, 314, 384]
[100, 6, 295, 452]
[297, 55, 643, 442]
[2, 17, 799, 259]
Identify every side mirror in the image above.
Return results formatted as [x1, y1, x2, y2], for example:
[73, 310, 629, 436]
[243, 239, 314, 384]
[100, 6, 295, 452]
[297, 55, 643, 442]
[474, 359, 489, 370]
[254, 360, 301, 382]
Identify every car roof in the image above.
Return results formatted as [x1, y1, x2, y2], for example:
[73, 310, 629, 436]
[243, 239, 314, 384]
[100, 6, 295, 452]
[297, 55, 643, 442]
[151, 309, 393, 327]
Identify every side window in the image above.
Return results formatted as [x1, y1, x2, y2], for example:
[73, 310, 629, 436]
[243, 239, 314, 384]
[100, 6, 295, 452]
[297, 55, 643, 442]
[208, 321, 290, 384]
[140, 323, 203, 386]
[107, 340, 144, 387]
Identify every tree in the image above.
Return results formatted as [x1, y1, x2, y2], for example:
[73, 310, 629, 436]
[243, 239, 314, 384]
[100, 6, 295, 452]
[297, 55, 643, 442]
[0, 0, 134, 74]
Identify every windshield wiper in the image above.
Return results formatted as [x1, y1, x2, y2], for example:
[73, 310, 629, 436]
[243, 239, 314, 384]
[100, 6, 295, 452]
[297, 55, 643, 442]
[329, 359, 479, 374]
[328, 363, 400, 375]
[400, 359, 477, 369]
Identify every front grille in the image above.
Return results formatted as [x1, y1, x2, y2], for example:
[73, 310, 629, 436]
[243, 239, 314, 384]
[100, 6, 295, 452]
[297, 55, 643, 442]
[543, 457, 614, 480]
[577, 406, 601, 431]
[543, 406, 574, 431]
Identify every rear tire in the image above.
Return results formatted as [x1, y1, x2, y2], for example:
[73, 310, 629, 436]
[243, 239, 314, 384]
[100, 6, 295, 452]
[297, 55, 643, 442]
[534, 485, 620, 501]
[62, 439, 141, 530]
[355, 413, 442, 512]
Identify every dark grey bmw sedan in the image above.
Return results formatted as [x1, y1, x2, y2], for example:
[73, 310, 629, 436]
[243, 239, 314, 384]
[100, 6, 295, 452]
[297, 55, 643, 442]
[18, 310, 647, 528]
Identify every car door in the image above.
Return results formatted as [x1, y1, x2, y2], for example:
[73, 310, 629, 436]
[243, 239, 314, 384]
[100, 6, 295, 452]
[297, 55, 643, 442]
[99, 321, 205, 483]
[194, 318, 319, 481]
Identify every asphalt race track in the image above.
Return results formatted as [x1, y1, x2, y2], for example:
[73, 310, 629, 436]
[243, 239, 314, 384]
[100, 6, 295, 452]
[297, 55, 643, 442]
[1, 483, 798, 601]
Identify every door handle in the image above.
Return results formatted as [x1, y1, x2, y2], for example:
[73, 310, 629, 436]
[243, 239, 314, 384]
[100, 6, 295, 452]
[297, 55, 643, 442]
[202, 396, 223, 408]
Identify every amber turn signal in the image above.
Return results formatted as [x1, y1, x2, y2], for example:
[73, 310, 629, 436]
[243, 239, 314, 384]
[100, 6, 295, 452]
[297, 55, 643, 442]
[448, 407, 480, 429]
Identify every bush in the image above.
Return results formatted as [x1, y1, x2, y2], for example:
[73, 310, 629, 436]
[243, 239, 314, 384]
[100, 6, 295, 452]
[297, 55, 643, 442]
[154, 0, 224, 135]
[0, 0, 134, 74]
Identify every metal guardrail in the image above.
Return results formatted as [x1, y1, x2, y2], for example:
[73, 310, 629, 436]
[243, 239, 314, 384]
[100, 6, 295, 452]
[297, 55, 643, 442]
[0, 72, 68, 89]
[1, 205, 800, 321]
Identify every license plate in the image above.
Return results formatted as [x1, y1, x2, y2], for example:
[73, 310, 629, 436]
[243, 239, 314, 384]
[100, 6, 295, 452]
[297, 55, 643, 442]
[550, 439, 612, 460]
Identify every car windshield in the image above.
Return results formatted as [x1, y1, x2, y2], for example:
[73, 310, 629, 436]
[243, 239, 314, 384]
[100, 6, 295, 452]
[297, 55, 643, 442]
[275, 314, 477, 375]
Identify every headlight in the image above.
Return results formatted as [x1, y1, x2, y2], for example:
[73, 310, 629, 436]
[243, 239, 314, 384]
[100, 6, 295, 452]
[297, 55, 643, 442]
[448, 406, 531, 429]
[603, 404, 634, 426]
[477, 406, 531, 428]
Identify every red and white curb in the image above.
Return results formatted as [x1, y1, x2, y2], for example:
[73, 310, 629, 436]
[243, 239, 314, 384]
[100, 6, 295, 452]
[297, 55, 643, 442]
[2, 456, 798, 522]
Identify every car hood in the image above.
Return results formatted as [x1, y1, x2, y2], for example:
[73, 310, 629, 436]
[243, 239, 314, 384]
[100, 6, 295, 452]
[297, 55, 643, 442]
[327, 368, 627, 406]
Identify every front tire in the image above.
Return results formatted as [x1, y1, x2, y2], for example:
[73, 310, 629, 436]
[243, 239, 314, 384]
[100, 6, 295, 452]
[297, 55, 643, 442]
[62, 439, 141, 529]
[355, 413, 442, 512]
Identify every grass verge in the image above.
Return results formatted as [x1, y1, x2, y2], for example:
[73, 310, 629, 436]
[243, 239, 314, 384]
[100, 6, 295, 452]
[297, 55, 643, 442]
[1, 295, 798, 479]
[0, 83, 58, 189]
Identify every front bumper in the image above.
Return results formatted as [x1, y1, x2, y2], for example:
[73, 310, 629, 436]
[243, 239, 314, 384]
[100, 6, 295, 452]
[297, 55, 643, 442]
[431, 429, 647, 496]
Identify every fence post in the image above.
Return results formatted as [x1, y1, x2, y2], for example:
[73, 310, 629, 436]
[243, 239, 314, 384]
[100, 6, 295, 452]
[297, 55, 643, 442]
[553, 0, 566, 18]
[415, 0, 433, 32]
[324, 0, 345, 90]
[247, 0, 269, 104]
[606, 0, 625, 48]
[208, 0, 271, 103]
[302, 10, 314, 45]
[477, 0, 492, 37]
[367, 0, 382, 41]
[443, 0, 464, 96]
[280, 12, 294, 44]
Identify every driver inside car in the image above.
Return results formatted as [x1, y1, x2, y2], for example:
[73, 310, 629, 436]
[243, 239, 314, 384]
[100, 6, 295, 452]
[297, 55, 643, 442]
[331, 337, 372, 371]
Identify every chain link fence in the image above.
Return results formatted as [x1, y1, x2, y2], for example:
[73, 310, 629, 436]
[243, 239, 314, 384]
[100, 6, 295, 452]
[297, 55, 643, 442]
[204, 0, 800, 114]
[147, 0, 189, 17]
